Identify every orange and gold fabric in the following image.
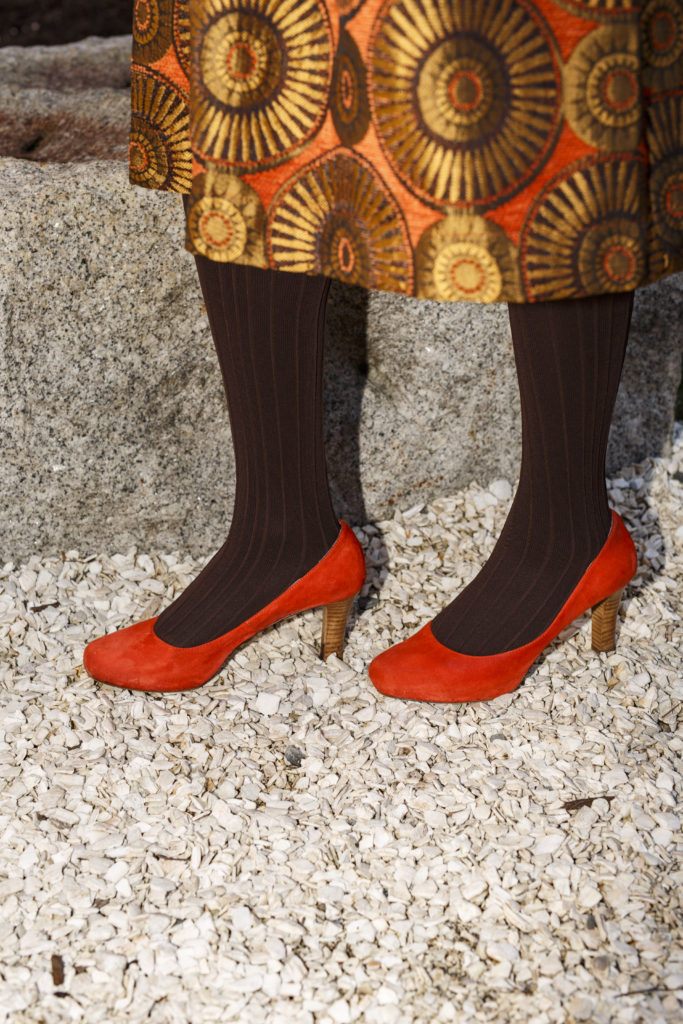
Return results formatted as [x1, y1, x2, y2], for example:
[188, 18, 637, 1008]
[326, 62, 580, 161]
[129, 0, 683, 302]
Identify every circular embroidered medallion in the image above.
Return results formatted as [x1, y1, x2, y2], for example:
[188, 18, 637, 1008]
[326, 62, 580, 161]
[190, 0, 332, 172]
[173, 1, 192, 76]
[416, 215, 519, 302]
[521, 155, 647, 299]
[267, 150, 413, 292]
[132, 0, 174, 64]
[369, 0, 562, 210]
[564, 26, 641, 151]
[651, 156, 683, 250]
[186, 170, 266, 263]
[641, 0, 683, 93]
[129, 68, 191, 191]
[331, 28, 371, 146]
[648, 92, 683, 253]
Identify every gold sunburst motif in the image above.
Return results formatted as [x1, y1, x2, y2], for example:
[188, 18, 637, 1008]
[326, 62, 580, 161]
[266, 150, 413, 293]
[641, 0, 683, 93]
[331, 27, 370, 146]
[173, 0, 192, 75]
[564, 25, 642, 151]
[186, 169, 266, 263]
[132, 0, 174, 64]
[369, 0, 562, 211]
[521, 155, 647, 299]
[647, 92, 683, 256]
[549, 0, 638, 20]
[416, 216, 520, 302]
[129, 67, 191, 191]
[190, 0, 332, 172]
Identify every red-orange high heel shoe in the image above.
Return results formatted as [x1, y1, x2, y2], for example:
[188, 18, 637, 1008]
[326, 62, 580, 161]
[368, 511, 637, 703]
[83, 522, 366, 692]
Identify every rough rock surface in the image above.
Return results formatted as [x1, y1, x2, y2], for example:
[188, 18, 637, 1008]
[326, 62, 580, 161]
[0, 36, 130, 162]
[0, 34, 131, 90]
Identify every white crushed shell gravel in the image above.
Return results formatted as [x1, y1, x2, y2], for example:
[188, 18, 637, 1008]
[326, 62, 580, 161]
[1, 427, 682, 1024]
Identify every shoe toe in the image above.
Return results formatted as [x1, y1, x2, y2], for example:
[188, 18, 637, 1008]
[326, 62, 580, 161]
[369, 625, 448, 702]
[83, 618, 163, 690]
[369, 623, 526, 703]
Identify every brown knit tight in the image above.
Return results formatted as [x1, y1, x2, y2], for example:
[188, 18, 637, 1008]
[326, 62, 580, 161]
[155, 248, 632, 656]
[432, 291, 634, 655]
[154, 256, 339, 647]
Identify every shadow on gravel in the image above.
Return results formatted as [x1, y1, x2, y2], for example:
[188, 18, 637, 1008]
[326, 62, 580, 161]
[324, 281, 387, 617]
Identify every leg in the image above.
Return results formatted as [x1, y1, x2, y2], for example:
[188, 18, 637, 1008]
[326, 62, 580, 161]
[153, 255, 340, 647]
[431, 290, 634, 655]
[83, 205, 367, 690]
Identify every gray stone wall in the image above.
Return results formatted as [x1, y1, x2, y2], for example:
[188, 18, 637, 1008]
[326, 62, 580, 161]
[1, 38, 681, 560]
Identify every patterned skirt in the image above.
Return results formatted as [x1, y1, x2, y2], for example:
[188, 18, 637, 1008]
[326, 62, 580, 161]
[129, 0, 683, 303]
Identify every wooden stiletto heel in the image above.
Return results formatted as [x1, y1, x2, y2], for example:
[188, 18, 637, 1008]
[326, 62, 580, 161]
[591, 588, 625, 652]
[321, 595, 355, 660]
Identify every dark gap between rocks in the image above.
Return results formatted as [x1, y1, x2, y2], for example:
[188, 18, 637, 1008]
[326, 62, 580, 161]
[1, 1, 131, 47]
[0, 112, 128, 162]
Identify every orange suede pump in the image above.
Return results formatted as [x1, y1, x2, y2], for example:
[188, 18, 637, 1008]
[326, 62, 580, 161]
[83, 521, 366, 692]
[369, 511, 637, 703]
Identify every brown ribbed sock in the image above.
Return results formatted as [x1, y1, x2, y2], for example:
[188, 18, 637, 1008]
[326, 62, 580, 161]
[431, 291, 634, 656]
[154, 257, 339, 647]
